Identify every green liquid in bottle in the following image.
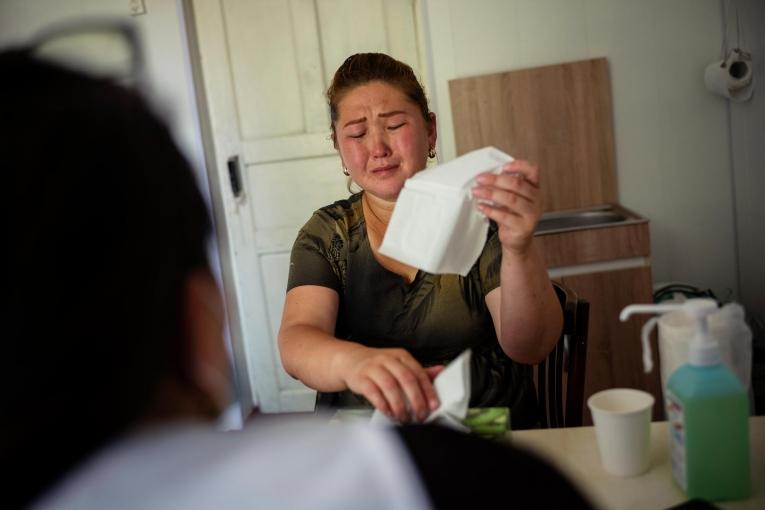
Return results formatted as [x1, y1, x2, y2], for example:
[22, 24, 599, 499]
[666, 364, 751, 501]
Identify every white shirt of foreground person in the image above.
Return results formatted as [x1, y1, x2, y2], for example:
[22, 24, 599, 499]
[31, 418, 431, 510]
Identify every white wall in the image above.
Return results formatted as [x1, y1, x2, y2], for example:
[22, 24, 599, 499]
[424, 0, 739, 303]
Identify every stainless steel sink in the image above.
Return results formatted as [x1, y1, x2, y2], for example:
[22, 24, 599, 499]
[535, 204, 645, 235]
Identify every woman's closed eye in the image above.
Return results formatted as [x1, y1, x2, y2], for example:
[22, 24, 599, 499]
[344, 121, 404, 138]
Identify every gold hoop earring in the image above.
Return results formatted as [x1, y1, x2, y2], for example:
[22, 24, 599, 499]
[342, 166, 350, 176]
[428, 147, 436, 159]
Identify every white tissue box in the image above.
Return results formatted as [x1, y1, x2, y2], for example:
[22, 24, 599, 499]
[379, 147, 513, 276]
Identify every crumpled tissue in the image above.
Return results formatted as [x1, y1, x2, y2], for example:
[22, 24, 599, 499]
[371, 349, 472, 432]
[379, 147, 513, 276]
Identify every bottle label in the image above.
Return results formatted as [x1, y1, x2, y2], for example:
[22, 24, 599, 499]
[666, 390, 687, 490]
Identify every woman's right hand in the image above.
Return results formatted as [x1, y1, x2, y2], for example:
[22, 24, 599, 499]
[337, 344, 443, 422]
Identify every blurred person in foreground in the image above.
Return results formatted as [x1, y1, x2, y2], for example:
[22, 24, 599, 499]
[1, 50, 593, 510]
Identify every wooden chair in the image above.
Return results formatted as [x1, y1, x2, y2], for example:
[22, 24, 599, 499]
[535, 282, 590, 428]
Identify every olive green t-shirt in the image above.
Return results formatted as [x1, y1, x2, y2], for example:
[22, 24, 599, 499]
[287, 193, 537, 428]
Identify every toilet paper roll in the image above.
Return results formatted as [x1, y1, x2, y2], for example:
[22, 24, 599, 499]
[704, 50, 754, 102]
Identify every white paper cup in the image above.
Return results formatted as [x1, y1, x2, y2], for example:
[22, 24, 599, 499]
[587, 388, 654, 477]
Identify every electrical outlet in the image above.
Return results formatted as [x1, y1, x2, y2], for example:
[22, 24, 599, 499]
[129, 0, 147, 16]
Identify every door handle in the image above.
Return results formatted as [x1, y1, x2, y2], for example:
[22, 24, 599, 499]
[227, 155, 243, 199]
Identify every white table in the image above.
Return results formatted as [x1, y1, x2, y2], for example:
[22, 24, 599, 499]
[511, 416, 765, 510]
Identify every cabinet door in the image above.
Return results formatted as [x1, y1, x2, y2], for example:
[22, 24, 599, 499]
[561, 267, 664, 423]
[190, 0, 422, 413]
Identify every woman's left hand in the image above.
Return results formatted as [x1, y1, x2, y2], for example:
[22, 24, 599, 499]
[471, 159, 543, 256]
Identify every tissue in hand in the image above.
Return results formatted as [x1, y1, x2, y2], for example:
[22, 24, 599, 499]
[371, 349, 472, 432]
[426, 348, 472, 431]
[379, 147, 513, 276]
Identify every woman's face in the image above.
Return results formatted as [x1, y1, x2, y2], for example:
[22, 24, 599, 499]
[335, 81, 436, 201]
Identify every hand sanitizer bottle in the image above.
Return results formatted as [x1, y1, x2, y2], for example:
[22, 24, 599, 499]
[620, 299, 751, 501]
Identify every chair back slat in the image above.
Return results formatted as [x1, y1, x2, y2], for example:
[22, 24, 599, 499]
[535, 282, 589, 428]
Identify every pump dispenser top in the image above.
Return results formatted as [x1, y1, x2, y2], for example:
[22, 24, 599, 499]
[620, 298, 720, 371]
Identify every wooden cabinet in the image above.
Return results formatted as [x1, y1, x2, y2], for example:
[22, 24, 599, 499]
[560, 267, 663, 423]
[449, 58, 617, 213]
[536, 222, 664, 423]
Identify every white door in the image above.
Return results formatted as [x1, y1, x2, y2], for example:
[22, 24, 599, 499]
[188, 0, 424, 413]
